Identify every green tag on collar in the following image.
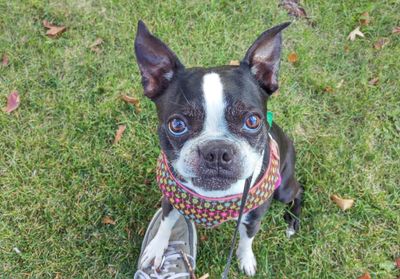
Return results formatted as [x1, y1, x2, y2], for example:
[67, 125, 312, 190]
[267, 111, 273, 128]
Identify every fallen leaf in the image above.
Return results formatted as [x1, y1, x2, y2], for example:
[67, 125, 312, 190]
[138, 227, 145, 236]
[46, 26, 66, 38]
[200, 234, 208, 242]
[395, 257, 400, 269]
[359, 12, 370, 26]
[121, 95, 141, 112]
[90, 38, 104, 53]
[13, 247, 21, 254]
[198, 274, 209, 279]
[43, 20, 66, 38]
[336, 79, 344, 88]
[330, 194, 354, 211]
[324, 86, 333, 93]
[113, 125, 126, 144]
[2, 54, 9, 66]
[374, 38, 390, 50]
[125, 227, 132, 239]
[392, 27, 400, 34]
[280, 0, 307, 18]
[121, 95, 139, 105]
[273, 89, 280, 96]
[144, 179, 151, 186]
[357, 272, 371, 279]
[288, 52, 298, 63]
[368, 77, 379, 85]
[344, 45, 350, 53]
[347, 26, 364, 41]
[102, 216, 116, 225]
[107, 266, 117, 276]
[54, 272, 62, 279]
[229, 60, 240, 66]
[90, 38, 103, 48]
[4, 91, 20, 114]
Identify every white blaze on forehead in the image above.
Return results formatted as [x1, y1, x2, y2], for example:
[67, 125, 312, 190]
[202, 73, 227, 134]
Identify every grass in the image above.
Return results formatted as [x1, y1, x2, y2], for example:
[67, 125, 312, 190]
[0, 0, 399, 278]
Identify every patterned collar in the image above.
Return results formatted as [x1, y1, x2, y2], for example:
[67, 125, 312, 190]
[156, 135, 281, 228]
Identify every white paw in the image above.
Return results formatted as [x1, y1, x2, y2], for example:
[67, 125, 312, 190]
[140, 237, 168, 268]
[237, 248, 257, 276]
[286, 227, 296, 239]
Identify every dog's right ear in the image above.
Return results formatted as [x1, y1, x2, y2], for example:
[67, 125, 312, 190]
[134, 20, 184, 99]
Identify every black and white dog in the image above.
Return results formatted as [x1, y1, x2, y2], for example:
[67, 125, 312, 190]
[134, 21, 303, 276]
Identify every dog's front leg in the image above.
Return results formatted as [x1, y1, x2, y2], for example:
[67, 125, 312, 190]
[236, 219, 258, 276]
[140, 199, 179, 268]
[236, 199, 272, 276]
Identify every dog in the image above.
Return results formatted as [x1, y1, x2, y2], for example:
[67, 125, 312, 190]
[134, 20, 303, 276]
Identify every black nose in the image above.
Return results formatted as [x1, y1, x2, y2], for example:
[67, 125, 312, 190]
[200, 141, 235, 169]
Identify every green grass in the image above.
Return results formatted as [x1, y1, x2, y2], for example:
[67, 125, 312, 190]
[1, 0, 399, 278]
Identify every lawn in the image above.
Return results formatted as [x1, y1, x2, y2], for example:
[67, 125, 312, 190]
[0, 0, 399, 278]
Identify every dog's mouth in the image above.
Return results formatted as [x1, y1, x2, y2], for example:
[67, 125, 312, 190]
[191, 176, 238, 191]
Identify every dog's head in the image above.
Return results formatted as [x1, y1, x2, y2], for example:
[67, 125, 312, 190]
[134, 21, 289, 195]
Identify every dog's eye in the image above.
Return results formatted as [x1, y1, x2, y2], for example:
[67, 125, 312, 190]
[243, 114, 261, 131]
[168, 118, 188, 136]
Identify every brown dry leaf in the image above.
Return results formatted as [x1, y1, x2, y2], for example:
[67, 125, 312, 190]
[90, 38, 104, 53]
[357, 272, 371, 279]
[54, 272, 62, 279]
[368, 77, 379, 85]
[359, 12, 370, 26]
[374, 38, 390, 50]
[121, 95, 141, 112]
[198, 274, 209, 279]
[125, 227, 132, 239]
[330, 194, 354, 211]
[324, 86, 333, 93]
[280, 0, 307, 18]
[102, 216, 116, 225]
[42, 20, 52, 29]
[43, 20, 66, 38]
[2, 54, 9, 66]
[138, 227, 145, 236]
[395, 257, 400, 269]
[144, 179, 151, 186]
[288, 52, 298, 63]
[121, 95, 139, 105]
[90, 38, 103, 48]
[229, 60, 240, 66]
[200, 234, 208, 242]
[392, 27, 400, 34]
[347, 26, 364, 41]
[107, 266, 117, 276]
[4, 91, 20, 114]
[113, 125, 126, 144]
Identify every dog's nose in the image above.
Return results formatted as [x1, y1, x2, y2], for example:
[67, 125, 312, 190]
[200, 141, 235, 169]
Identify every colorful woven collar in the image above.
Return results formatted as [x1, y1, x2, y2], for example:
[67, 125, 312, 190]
[156, 135, 281, 228]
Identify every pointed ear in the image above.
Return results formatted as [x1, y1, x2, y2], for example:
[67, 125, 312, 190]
[242, 22, 290, 95]
[134, 20, 184, 99]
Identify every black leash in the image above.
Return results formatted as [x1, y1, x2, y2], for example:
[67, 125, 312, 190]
[221, 116, 273, 278]
[221, 174, 253, 279]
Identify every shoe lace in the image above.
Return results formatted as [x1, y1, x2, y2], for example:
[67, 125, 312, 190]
[135, 241, 196, 279]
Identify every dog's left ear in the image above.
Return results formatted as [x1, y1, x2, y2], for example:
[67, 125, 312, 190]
[242, 22, 291, 95]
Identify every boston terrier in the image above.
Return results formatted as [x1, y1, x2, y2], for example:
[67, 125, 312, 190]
[134, 20, 303, 276]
